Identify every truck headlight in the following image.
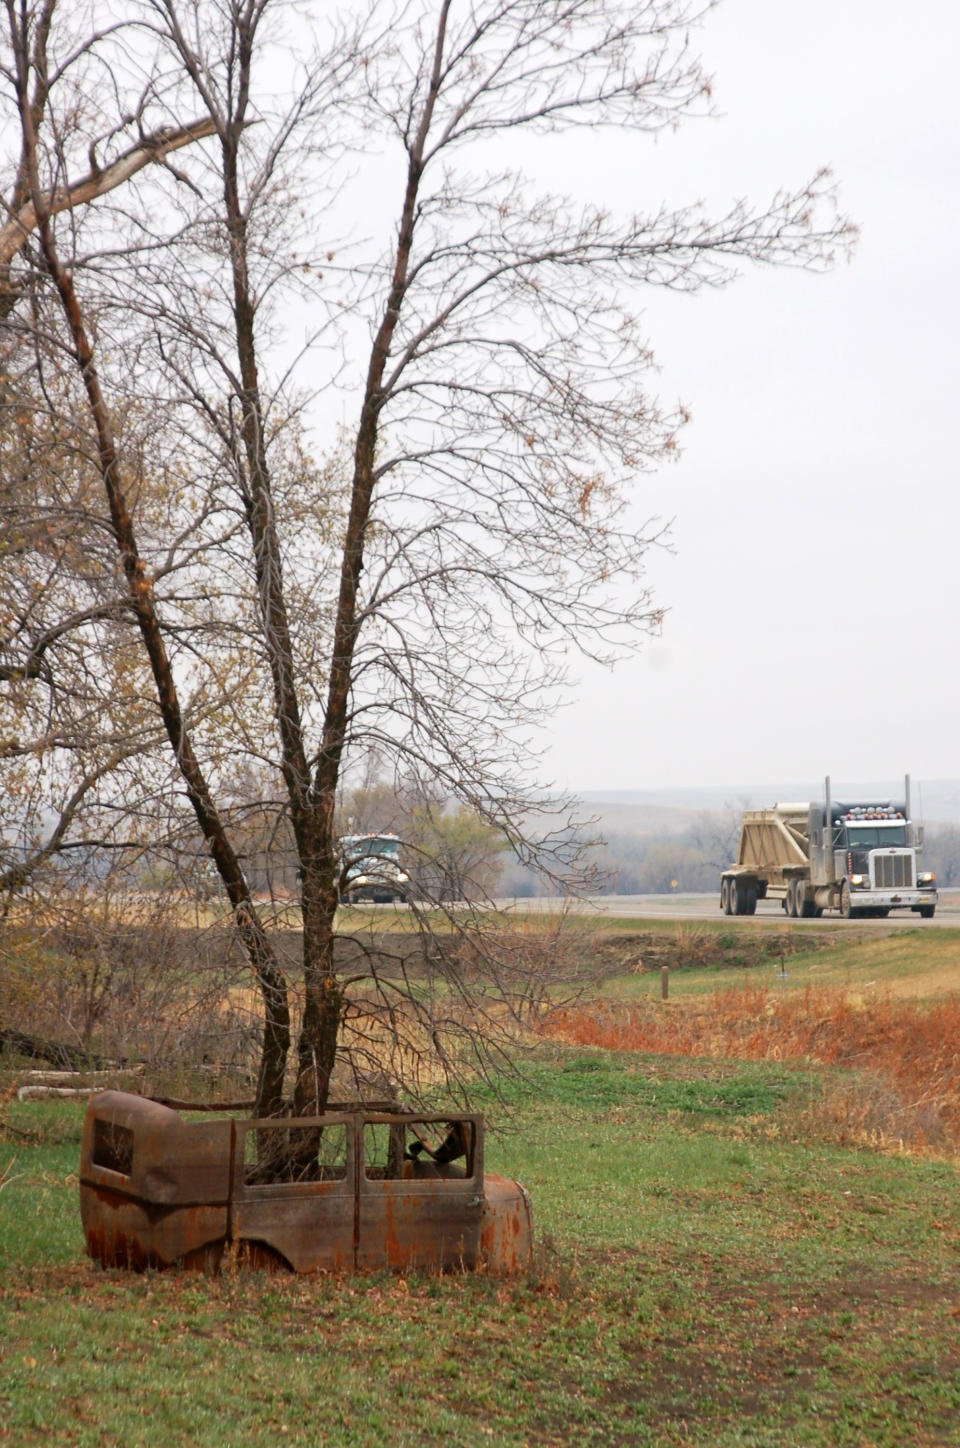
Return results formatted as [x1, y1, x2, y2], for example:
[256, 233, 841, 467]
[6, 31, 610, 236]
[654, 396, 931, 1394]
[850, 874, 868, 888]
[918, 872, 936, 886]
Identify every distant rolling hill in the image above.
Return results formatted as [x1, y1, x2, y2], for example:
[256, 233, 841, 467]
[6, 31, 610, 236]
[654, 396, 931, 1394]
[576, 780, 960, 835]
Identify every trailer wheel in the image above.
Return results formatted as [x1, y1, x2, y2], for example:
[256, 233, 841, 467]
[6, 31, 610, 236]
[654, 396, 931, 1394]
[720, 878, 732, 914]
[786, 880, 798, 918]
[731, 878, 756, 915]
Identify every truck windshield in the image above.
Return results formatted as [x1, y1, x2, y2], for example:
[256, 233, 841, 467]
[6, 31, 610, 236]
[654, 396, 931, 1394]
[844, 826, 907, 848]
[341, 836, 399, 859]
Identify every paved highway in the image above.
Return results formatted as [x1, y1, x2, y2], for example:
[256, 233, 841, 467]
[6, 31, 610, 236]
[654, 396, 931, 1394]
[505, 889, 960, 927]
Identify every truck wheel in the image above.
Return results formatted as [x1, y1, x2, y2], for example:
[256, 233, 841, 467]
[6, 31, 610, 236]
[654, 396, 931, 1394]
[840, 882, 854, 919]
[918, 905, 935, 919]
[720, 878, 732, 915]
[730, 879, 756, 916]
[799, 895, 816, 919]
[786, 880, 798, 918]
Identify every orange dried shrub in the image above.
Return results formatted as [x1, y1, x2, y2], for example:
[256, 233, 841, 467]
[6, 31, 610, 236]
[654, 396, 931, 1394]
[542, 987, 960, 1148]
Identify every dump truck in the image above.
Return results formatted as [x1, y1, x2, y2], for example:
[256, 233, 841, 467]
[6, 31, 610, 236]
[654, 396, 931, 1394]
[720, 776, 937, 920]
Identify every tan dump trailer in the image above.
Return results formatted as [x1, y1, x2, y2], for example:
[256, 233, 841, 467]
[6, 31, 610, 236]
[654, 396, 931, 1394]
[720, 776, 938, 920]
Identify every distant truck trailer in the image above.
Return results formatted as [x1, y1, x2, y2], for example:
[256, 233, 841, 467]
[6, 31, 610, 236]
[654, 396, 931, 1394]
[720, 776, 938, 920]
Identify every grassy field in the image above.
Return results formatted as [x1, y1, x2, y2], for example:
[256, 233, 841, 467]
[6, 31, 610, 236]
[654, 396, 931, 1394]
[2, 916, 958, 1445]
[2, 1044, 959, 1447]
[592, 922, 960, 1003]
[543, 922, 960, 1152]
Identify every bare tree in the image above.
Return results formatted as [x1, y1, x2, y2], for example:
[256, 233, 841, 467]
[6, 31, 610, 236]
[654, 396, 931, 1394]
[0, 0, 223, 917]
[3, 0, 853, 1123]
[407, 802, 506, 903]
[0, 0, 215, 327]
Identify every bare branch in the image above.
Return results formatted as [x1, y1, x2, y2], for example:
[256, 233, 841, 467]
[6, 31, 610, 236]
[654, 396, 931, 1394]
[0, 117, 216, 271]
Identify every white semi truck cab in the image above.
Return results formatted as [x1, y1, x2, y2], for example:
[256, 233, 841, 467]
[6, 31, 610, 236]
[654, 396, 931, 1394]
[339, 833, 410, 904]
[720, 776, 938, 920]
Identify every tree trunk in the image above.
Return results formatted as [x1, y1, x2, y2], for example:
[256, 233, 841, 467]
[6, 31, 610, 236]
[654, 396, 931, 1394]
[20, 147, 291, 1118]
[293, 850, 342, 1116]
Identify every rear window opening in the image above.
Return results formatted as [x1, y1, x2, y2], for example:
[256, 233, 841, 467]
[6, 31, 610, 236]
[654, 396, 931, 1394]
[92, 1119, 134, 1176]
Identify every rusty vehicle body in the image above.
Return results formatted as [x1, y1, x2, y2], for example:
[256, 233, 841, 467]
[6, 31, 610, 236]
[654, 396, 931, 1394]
[80, 1091, 532, 1274]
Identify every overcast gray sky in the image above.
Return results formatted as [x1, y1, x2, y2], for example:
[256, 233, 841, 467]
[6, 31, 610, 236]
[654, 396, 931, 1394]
[539, 0, 959, 793]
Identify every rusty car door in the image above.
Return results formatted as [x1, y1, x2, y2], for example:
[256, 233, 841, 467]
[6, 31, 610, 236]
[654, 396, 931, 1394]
[229, 1114, 356, 1272]
[356, 1114, 484, 1272]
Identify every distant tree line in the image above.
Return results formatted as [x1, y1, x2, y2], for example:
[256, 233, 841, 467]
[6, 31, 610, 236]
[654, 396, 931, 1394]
[924, 826, 960, 888]
[498, 816, 960, 897]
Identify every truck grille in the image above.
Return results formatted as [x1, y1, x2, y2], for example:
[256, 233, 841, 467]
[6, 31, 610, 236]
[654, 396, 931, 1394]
[873, 853, 913, 889]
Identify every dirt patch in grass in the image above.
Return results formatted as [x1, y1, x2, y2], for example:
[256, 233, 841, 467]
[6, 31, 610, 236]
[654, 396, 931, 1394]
[604, 1254, 960, 1439]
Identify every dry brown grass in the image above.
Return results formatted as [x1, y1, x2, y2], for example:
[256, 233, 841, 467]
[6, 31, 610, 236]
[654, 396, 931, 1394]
[542, 985, 960, 1150]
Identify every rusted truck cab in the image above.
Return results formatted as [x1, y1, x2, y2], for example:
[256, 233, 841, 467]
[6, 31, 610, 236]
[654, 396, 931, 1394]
[80, 1092, 532, 1274]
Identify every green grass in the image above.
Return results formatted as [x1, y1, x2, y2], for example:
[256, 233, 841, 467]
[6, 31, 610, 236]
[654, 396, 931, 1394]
[2, 1053, 959, 1447]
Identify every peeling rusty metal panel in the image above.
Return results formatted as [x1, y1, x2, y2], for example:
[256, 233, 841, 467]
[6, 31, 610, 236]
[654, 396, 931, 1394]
[357, 1182, 483, 1272]
[230, 1115, 356, 1274]
[82, 1194, 231, 1272]
[356, 1112, 484, 1272]
[480, 1175, 534, 1274]
[79, 1092, 234, 1269]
